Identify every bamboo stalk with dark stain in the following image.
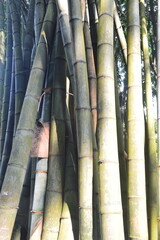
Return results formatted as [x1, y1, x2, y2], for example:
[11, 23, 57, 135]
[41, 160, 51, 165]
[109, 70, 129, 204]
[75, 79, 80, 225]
[97, 1, 125, 239]
[127, 0, 148, 238]
[0, 1, 57, 239]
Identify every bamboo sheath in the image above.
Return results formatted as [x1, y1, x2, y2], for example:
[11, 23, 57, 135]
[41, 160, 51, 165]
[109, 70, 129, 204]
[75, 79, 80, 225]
[97, 1, 125, 239]
[68, 0, 93, 239]
[127, 0, 148, 239]
[0, 58, 15, 189]
[0, 1, 57, 239]
[0, 4, 12, 159]
[157, 0, 160, 238]
[0, 0, 5, 125]
[140, 1, 158, 239]
[41, 26, 66, 240]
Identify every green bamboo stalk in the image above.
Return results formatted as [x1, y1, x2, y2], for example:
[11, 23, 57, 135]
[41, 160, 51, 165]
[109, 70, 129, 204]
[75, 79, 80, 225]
[35, 0, 46, 45]
[9, 0, 26, 130]
[140, 1, 158, 239]
[68, 0, 93, 239]
[0, 58, 15, 189]
[157, 0, 160, 237]
[97, 1, 125, 239]
[58, 107, 79, 240]
[0, 3, 12, 159]
[23, 0, 35, 83]
[0, 1, 57, 239]
[41, 26, 66, 240]
[114, 1, 127, 64]
[127, 0, 148, 238]
[115, 69, 128, 239]
[0, 0, 5, 125]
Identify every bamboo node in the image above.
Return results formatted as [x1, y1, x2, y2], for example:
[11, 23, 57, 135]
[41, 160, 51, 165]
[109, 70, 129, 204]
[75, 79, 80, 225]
[30, 210, 43, 214]
[35, 170, 47, 174]
[157, 217, 160, 221]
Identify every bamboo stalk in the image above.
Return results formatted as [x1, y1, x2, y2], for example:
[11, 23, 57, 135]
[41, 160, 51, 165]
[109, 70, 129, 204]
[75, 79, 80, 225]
[68, 0, 93, 239]
[41, 26, 66, 240]
[9, 0, 27, 131]
[115, 69, 128, 239]
[114, 1, 127, 64]
[97, 1, 125, 239]
[58, 107, 79, 240]
[140, 1, 158, 239]
[23, 0, 35, 83]
[0, 57, 15, 189]
[35, 0, 46, 45]
[0, 3, 12, 159]
[0, 1, 57, 239]
[127, 0, 148, 238]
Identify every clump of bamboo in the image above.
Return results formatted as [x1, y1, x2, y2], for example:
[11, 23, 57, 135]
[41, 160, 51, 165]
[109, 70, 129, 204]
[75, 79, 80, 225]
[0, 1, 57, 238]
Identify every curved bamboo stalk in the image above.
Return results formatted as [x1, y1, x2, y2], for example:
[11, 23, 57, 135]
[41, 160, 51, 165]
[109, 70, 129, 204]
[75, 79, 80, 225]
[127, 0, 148, 238]
[0, 1, 57, 239]
[157, 0, 160, 238]
[114, 1, 127, 64]
[97, 1, 125, 239]
[0, 58, 15, 189]
[140, 1, 158, 239]
[68, 0, 93, 238]
[0, 0, 5, 125]
[0, 4, 12, 159]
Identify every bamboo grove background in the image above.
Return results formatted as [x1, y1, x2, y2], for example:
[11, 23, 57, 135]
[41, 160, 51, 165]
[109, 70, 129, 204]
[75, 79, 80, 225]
[0, 0, 159, 239]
